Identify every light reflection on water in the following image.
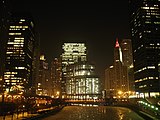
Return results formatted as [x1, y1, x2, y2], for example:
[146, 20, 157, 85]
[42, 106, 144, 120]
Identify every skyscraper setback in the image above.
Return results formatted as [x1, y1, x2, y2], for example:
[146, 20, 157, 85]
[130, 0, 160, 97]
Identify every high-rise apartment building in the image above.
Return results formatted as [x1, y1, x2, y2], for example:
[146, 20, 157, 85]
[130, 0, 160, 97]
[61, 43, 87, 97]
[3, 13, 36, 94]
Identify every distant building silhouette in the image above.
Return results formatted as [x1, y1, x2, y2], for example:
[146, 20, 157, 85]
[50, 57, 62, 98]
[36, 54, 51, 96]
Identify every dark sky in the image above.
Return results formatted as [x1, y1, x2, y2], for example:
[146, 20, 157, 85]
[11, 1, 130, 79]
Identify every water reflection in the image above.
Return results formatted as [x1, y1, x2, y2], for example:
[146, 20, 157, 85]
[43, 106, 144, 120]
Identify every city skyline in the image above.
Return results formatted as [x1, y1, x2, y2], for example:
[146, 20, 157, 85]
[0, 1, 160, 119]
[10, 1, 130, 77]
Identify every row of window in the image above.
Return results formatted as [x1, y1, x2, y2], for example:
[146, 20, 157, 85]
[135, 76, 159, 83]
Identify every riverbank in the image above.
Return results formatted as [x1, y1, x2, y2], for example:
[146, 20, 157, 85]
[22, 105, 64, 120]
[112, 103, 158, 120]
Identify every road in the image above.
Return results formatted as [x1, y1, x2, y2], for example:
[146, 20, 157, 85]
[42, 106, 144, 120]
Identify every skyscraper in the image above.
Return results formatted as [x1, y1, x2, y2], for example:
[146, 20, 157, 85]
[3, 12, 36, 94]
[36, 54, 50, 96]
[50, 58, 62, 97]
[104, 65, 115, 97]
[0, 0, 11, 93]
[114, 38, 128, 92]
[121, 39, 134, 92]
[105, 38, 130, 98]
[61, 43, 87, 97]
[66, 61, 100, 100]
[130, 0, 160, 97]
[121, 39, 133, 67]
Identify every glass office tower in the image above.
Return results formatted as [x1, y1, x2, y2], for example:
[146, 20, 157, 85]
[3, 13, 36, 94]
[130, 0, 160, 97]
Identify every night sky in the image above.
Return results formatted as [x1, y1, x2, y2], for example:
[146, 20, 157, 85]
[11, 1, 130, 79]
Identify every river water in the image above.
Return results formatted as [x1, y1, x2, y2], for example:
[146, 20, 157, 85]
[42, 106, 144, 120]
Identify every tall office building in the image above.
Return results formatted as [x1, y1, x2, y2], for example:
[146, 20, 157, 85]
[50, 58, 62, 97]
[104, 65, 115, 97]
[105, 38, 129, 97]
[130, 0, 160, 97]
[121, 39, 133, 67]
[3, 13, 36, 94]
[66, 61, 100, 99]
[61, 43, 87, 97]
[36, 54, 51, 96]
[121, 39, 134, 91]
[114, 38, 128, 92]
[0, 0, 11, 93]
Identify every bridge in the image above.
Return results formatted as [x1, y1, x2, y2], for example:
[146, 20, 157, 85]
[64, 97, 160, 119]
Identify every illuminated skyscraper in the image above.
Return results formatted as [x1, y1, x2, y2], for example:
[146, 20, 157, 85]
[121, 39, 134, 92]
[0, 0, 11, 93]
[61, 43, 87, 97]
[66, 61, 100, 99]
[105, 38, 129, 97]
[114, 38, 128, 92]
[130, 0, 160, 97]
[3, 13, 36, 94]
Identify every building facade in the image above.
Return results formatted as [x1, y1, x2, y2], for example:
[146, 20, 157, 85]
[50, 58, 62, 98]
[0, 0, 11, 93]
[130, 0, 160, 97]
[66, 61, 101, 100]
[105, 38, 130, 98]
[36, 54, 51, 96]
[114, 38, 129, 93]
[121, 39, 133, 67]
[104, 65, 115, 97]
[121, 39, 134, 92]
[3, 13, 36, 95]
[61, 43, 87, 98]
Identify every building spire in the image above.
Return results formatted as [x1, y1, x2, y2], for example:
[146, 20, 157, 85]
[115, 38, 120, 48]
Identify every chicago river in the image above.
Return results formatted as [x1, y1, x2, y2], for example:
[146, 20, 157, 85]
[42, 106, 144, 120]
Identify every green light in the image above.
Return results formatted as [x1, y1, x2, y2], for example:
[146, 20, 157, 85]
[156, 108, 158, 110]
[151, 106, 154, 109]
